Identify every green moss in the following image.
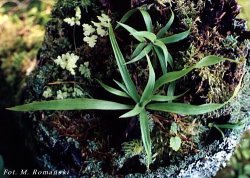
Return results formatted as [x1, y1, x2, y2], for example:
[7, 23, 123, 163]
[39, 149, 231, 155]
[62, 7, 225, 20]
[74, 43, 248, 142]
[0, 1, 52, 106]
[55, 0, 92, 9]
[174, 0, 204, 26]
[122, 140, 144, 158]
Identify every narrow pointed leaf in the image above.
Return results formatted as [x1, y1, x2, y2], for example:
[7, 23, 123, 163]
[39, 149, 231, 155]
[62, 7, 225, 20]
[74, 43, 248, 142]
[159, 29, 190, 44]
[154, 46, 167, 74]
[116, 8, 153, 32]
[157, 10, 174, 38]
[154, 40, 173, 68]
[138, 8, 153, 32]
[113, 79, 129, 94]
[120, 104, 143, 118]
[154, 55, 232, 91]
[213, 123, 245, 130]
[147, 102, 224, 115]
[132, 42, 147, 58]
[126, 44, 153, 64]
[168, 53, 174, 68]
[167, 82, 176, 103]
[117, 22, 145, 42]
[8, 98, 133, 112]
[154, 67, 194, 91]
[151, 95, 179, 102]
[109, 25, 140, 102]
[139, 109, 152, 168]
[115, 9, 137, 29]
[151, 90, 187, 102]
[140, 55, 155, 104]
[167, 82, 176, 96]
[213, 125, 225, 138]
[195, 55, 229, 68]
[133, 31, 156, 42]
[150, 73, 242, 115]
[97, 80, 129, 98]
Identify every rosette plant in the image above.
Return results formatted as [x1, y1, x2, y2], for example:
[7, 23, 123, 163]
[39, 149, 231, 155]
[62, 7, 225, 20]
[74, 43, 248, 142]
[116, 6, 190, 74]
[8, 9, 240, 168]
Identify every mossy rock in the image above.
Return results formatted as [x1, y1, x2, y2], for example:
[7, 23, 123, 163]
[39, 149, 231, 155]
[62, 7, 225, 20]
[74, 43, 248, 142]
[23, 0, 250, 177]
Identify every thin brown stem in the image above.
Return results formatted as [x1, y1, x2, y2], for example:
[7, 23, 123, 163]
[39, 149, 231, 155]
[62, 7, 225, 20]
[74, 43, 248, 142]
[73, 25, 77, 52]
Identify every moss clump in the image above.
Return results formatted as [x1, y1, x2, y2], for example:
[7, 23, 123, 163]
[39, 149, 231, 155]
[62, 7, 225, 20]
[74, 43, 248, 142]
[0, 1, 52, 108]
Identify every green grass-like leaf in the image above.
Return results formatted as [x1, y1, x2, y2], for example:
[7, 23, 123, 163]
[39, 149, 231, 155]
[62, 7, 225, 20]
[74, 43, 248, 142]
[132, 42, 147, 58]
[133, 31, 157, 42]
[147, 102, 223, 115]
[167, 81, 176, 103]
[213, 122, 245, 130]
[154, 67, 194, 91]
[151, 90, 187, 102]
[139, 109, 152, 169]
[157, 9, 174, 38]
[97, 79, 129, 98]
[109, 25, 140, 102]
[8, 98, 133, 111]
[154, 55, 229, 90]
[117, 22, 145, 42]
[140, 55, 155, 104]
[113, 79, 129, 94]
[154, 46, 167, 74]
[115, 8, 137, 29]
[194, 55, 231, 68]
[138, 8, 153, 32]
[120, 104, 143, 118]
[126, 44, 153, 64]
[154, 40, 173, 68]
[159, 29, 190, 44]
[116, 7, 153, 32]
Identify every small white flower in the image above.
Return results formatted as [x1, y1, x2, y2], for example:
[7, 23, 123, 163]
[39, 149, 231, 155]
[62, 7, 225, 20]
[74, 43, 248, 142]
[92, 21, 108, 36]
[54, 55, 67, 69]
[64, 17, 80, 26]
[82, 24, 95, 36]
[83, 35, 98, 48]
[64, 17, 76, 26]
[54, 53, 79, 75]
[92, 21, 102, 28]
[75, 7, 81, 19]
[65, 53, 79, 75]
[82, 14, 110, 47]
[42, 87, 53, 98]
[96, 27, 108, 37]
[75, 20, 81, 26]
[63, 7, 81, 26]
[56, 90, 68, 100]
[84, 61, 89, 67]
[97, 13, 111, 28]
